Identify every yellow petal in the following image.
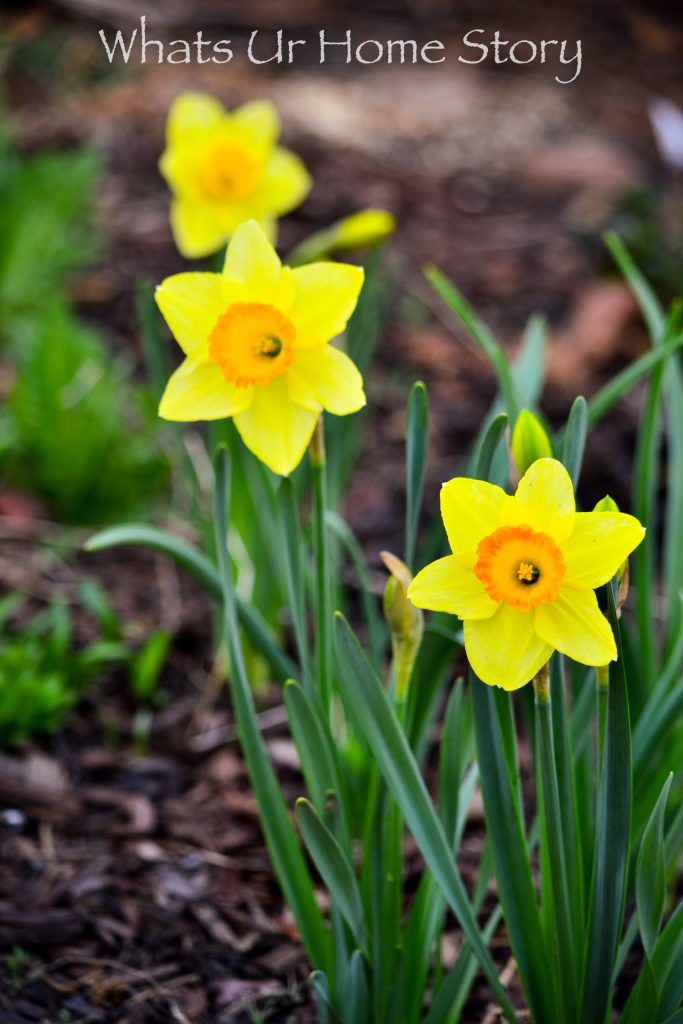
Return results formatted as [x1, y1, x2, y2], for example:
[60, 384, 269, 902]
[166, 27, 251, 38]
[159, 148, 203, 199]
[464, 604, 552, 690]
[231, 99, 280, 154]
[285, 346, 365, 415]
[535, 588, 616, 666]
[170, 198, 232, 259]
[289, 263, 364, 349]
[562, 511, 645, 589]
[223, 220, 283, 302]
[256, 148, 312, 216]
[159, 357, 252, 421]
[440, 478, 508, 557]
[408, 555, 499, 619]
[166, 92, 224, 148]
[502, 458, 575, 541]
[233, 376, 318, 476]
[155, 272, 244, 356]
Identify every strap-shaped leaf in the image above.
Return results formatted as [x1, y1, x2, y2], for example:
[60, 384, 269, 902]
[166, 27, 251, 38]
[296, 798, 366, 952]
[333, 613, 518, 1024]
[424, 266, 519, 419]
[471, 675, 556, 1023]
[580, 583, 632, 1024]
[637, 773, 674, 959]
[86, 523, 296, 681]
[213, 449, 330, 970]
[344, 949, 370, 1024]
[560, 395, 587, 489]
[405, 380, 429, 571]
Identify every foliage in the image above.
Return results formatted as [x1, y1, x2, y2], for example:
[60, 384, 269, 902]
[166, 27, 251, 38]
[1, 298, 168, 523]
[0, 119, 169, 523]
[93, 224, 683, 1023]
[0, 594, 126, 748]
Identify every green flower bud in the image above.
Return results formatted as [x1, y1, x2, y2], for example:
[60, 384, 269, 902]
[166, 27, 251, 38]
[510, 410, 553, 476]
[331, 209, 396, 251]
[593, 494, 619, 513]
[593, 495, 629, 603]
[288, 209, 396, 265]
[381, 551, 423, 703]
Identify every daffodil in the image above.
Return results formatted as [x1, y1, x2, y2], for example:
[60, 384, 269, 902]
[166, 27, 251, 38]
[160, 93, 311, 258]
[408, 459, 645, 690]
[155, 220, 365, 476]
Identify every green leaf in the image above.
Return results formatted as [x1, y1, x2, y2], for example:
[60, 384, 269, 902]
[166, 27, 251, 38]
[652, 902, 683, 1019]
[333, 614, 518, 1023]
[510, 313, 547, 409]
[471, 413, 509, 484]
[560, 396, 588, 488]
[583, 333, 683, 428]
[534, 685, 579, 1023]
[213, 448, 330, 971]
[621, 957, 659, 1024]
[471, 676, 556, 1022]
[85, 523, 296, 682]
[296, 798, 365, 952]
[278, 479, 313, 690]
[424, 266, 519, 419]
[326, 510, 386, 668]
[604, 231, 665, 340]
[311, 971, 341, 1024]
[135, 279, 171, 401]
[130, 630, 171, 703]
[284, 681, 352, 854]
[660, 1012, 683, 1024]
[580, 583, 632, 1024]
[405, 380, 429, 571]
[637, 773, 673, 959]
[344, 949, 370, 1024]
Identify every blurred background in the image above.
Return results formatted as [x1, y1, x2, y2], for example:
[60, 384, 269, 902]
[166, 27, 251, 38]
[1, 1, 682, 1021]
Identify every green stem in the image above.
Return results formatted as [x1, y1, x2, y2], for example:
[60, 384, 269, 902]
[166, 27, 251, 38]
[533, 662, 578, 1024]
[596, 664, 609, 779]
[311, 417, 332, 714]
[212, 446, 330, 970]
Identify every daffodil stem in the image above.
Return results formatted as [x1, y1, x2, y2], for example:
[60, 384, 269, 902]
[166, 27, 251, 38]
[533, 662, 578, 1023]
[311, 417, 332, 714]
[596, 664, 609, 778]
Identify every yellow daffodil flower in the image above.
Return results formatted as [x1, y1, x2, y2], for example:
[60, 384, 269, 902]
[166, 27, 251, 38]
[155, 220, 365, 476]
[408, 459, 645, 690]
[160, 93, 311, 258]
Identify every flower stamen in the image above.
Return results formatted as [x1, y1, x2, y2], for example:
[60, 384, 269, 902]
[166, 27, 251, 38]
[208, 302, 296, 388]
[517, 561, 540, 584]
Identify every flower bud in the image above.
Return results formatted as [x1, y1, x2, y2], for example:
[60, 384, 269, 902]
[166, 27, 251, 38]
[380, 550, 423, 703]
[593, 494, 619, 514]
[331, 209, 396, 251]
[289, 209, 395, 265]
[510, 410, 553, 477]
[593, 495, 629, 609]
